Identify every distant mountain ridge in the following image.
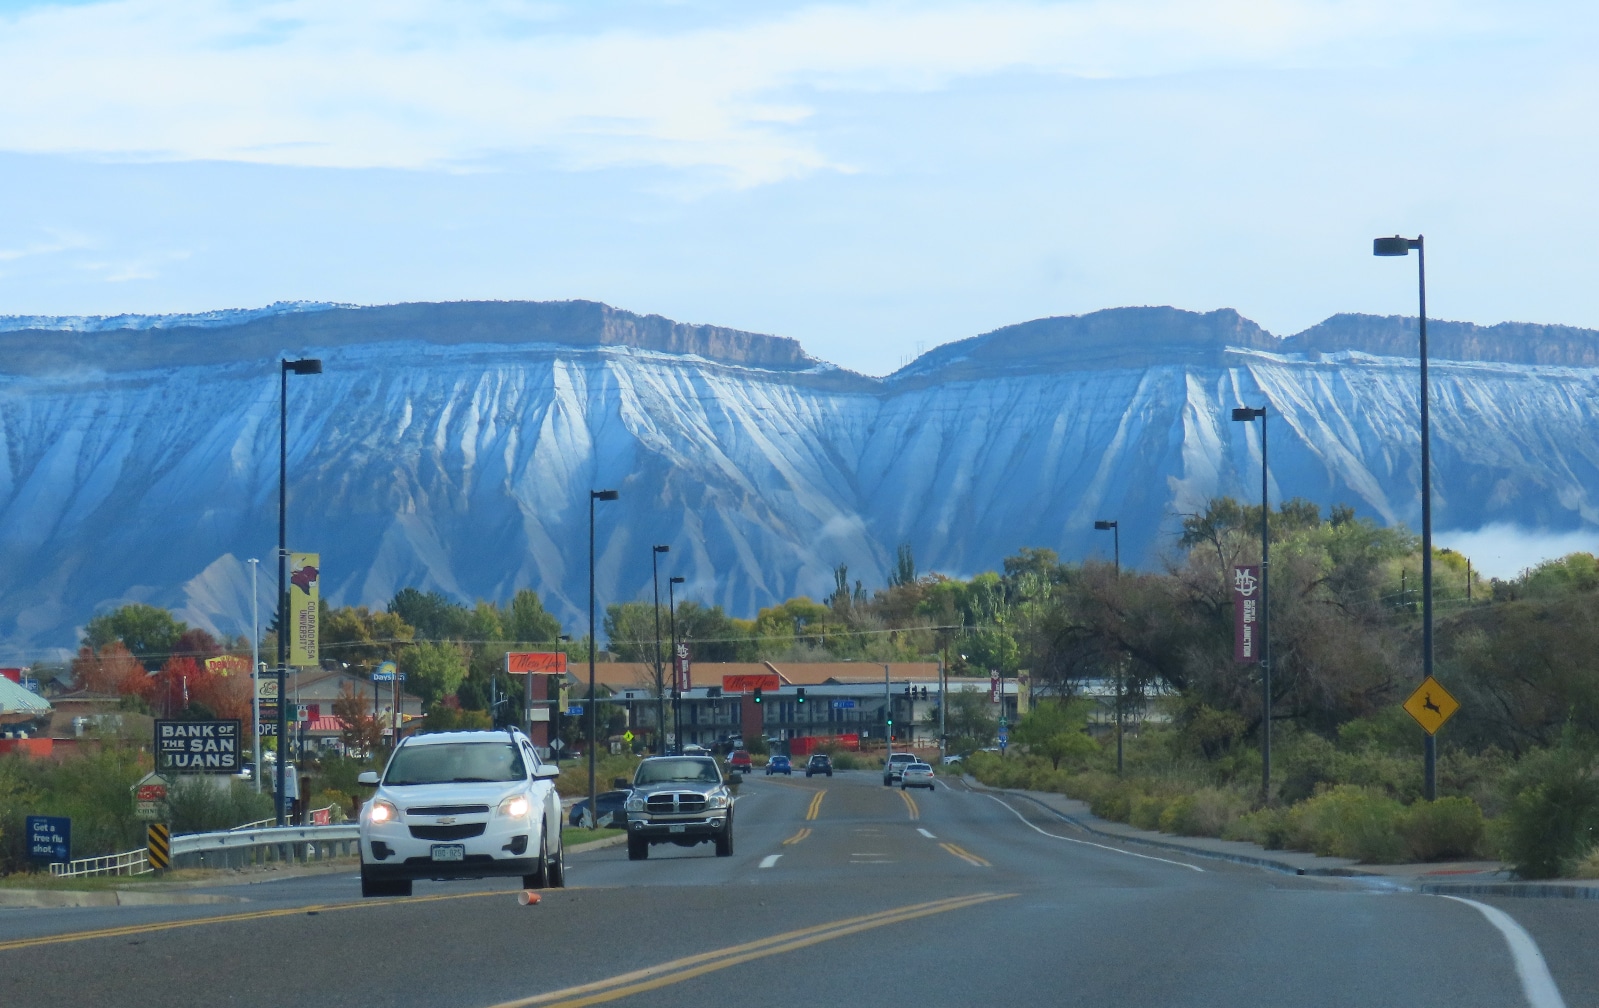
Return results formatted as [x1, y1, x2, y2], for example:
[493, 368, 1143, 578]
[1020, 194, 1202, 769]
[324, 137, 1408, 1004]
[0, 299, 1594, 660]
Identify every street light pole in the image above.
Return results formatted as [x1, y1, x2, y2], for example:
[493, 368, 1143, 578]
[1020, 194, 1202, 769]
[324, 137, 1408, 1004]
[1375, 233, 1436, 801]
[883, 662, 891, 759]
[1232, 405, 1271, 802]
[1094, 520, 1123, 773]
[651, 544, 670, 755]
[668, 575, 684, 750]
[248, 557, 260, 792]
[276, 357, 320, 826]
[588, 489, 619, 828]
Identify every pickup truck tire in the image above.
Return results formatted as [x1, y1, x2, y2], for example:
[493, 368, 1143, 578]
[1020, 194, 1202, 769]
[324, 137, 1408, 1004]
[715, 827, 733, 857]
[627, 834, 649, 860]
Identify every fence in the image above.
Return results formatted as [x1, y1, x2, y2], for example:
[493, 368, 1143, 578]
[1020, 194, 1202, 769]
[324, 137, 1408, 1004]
[49, 808, 349, 879]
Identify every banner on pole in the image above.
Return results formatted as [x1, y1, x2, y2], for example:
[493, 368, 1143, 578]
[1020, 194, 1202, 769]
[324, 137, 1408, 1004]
[674, 642, 692, 692]
[1232, 565, 1261, 663]
[288, 552, 320, 667]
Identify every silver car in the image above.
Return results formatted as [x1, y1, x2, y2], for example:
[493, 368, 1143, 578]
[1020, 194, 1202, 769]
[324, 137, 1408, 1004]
[900, 762, 936, 790]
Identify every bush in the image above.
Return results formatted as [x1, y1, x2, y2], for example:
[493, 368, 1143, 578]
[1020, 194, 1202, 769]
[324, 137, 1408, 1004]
[1225, 806, 1292, 848]
[1129, 794, 1168, 830]
[1497, 740, 1599, 878]
[166, 776, 274, 834]
[1285, 785, 1407, 863]
[1399, 796, 1484, 861]
[1160, 787, 1249, 838]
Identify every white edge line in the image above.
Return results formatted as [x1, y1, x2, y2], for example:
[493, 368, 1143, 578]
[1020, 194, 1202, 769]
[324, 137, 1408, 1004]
[758, 854, 781, 869]
[917, 828, 937, 839]
[1438, 896, 1566, 1008]
[981, 793, 1203, 873]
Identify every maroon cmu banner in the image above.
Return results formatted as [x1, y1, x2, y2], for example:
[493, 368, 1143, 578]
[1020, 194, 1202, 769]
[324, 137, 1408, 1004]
[674, 642, 692, 692]
[1233, 565, 1261, 663]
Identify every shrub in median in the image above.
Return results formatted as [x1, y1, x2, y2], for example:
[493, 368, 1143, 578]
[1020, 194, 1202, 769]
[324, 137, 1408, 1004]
[1160, 787, 1249, 838]
[1128, 794, 1168, 831]
[1285, 785, 1407, 862]
[1399, 796, 1484, 861]
[1496, 739, 1599, 878]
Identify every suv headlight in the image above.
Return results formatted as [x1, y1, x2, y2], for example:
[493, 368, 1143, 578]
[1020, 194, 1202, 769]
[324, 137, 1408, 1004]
[497, 795, 531, 819]
[706, 793, 730, 810]
[367, 799, 398, 825]
[624, 794, 646, 812]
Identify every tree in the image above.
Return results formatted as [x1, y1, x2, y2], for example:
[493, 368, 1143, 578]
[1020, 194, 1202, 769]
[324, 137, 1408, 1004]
[321, 605, 416, 668]
[604, 602, 662, 663]
[398, 641, 468, 706]
[1012, 699, 1098, 770]
[505, 589, 562, 643]
[388, 588, 469, 641]
[82, 604, 187, 668]
[71, 642, 153, 699]
[333, 683, 386, 757]
[943, 689, 999, 751]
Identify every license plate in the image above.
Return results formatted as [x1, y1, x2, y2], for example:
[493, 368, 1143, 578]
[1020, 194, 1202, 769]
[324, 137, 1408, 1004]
[668, 824, 686, 834]
[431, 844, 465, 862]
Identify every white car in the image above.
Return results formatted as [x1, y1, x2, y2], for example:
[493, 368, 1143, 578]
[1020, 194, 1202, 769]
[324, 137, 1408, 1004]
[900, 762, 936, 790]
[357, 728, 565, 898]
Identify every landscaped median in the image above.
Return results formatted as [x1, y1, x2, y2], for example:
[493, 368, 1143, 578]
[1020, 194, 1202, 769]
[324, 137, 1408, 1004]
[962, 725, 1599, 882]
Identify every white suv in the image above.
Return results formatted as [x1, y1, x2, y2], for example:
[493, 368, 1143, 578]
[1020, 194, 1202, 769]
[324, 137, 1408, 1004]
[357, 728, 565, 898]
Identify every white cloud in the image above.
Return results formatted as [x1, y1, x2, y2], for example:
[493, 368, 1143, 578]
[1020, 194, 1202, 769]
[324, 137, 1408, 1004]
[1437, 524, 1599, 581]
[0, 0, 1494, 182]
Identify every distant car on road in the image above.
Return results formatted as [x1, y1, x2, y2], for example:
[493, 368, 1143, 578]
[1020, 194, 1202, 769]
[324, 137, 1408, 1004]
[805, 754, 833, 777]
[883, 752, 918, 786]
[941, 754, 964, 765]
[900, 762, 936, 790]
[765, 755, 792, 775]
[569, 789, 628, 828]
[727, 749, 752, 774]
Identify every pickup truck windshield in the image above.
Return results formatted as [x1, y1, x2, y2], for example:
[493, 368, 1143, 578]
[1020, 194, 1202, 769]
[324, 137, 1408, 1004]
[636, 758, 720, 785]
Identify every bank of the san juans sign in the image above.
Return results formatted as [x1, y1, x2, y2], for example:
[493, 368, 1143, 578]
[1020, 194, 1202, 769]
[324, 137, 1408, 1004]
[154, 719, 242, 774]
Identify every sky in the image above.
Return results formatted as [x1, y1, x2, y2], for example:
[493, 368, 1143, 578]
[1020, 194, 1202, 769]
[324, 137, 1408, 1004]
[0, 1, 1596, 378]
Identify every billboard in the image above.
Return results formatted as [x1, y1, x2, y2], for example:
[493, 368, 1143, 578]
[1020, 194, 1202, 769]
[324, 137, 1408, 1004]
[155, 719, 243, 774]
[288, 552, 320, 666]
[506, 652, 568, 675]
[722, 673, 780, 693]
[205, 655, 251, 677]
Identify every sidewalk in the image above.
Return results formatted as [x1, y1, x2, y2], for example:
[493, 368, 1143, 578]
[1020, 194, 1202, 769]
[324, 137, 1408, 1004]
[967, 778, 1599, 901]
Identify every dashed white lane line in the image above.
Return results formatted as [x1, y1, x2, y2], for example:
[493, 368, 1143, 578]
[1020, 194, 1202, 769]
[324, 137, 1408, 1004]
[917, 828, 937, 839]
[1439, 896, 1566, 1008]
[759, 855, 782, 869]
[980, 793, 1204, 873]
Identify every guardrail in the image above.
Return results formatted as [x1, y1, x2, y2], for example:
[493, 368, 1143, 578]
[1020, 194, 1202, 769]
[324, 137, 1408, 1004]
[49, 808, 348, 878]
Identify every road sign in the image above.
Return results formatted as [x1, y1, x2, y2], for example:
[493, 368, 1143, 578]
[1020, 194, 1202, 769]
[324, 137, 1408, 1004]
[623, 730, 635, 744]
[831, 699, 856, 709]
[566, 705, 584, 716]
[550, 738, 565, 750]
[26, 815, 70, 861]
[155, 719, 243, 774]
[1403, 676, 1460, 735]
[147, 823, 171, 870]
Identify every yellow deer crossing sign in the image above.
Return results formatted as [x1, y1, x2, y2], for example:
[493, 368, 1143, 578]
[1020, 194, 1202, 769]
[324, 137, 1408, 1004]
[1403, 676, 1459, 735]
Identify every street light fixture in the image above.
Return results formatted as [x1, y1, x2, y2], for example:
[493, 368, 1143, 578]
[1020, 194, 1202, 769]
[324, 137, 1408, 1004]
[275, 357, 320, 825]
[1093, 519, 1124, 773]
[668, 575, 685, 750]
[588, 489, 619, 828]
[650, 544, 670, 755]
[1374, 233, 1437, 801]
[1232, 404, 1271, 802]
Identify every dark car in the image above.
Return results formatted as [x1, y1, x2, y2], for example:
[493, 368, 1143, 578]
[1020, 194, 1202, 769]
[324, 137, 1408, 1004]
[805, 754, 833, 778]
[569, 789, 629, 828]
[765, 755, 792, 775]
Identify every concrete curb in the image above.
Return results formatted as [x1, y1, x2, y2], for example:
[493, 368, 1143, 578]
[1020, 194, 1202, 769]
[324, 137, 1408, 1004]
[966, 778, 1599, 899]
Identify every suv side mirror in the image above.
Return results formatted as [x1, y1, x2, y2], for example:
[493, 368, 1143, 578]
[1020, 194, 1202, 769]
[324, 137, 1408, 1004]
[533, 764, 560, 780]
[356, 771, 379, 787]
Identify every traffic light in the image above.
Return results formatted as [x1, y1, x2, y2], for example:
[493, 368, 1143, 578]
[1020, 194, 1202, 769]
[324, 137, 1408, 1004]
[796, 688, 806, 704]
[904, 684, 913, 696]
[753, 687, 763, 704]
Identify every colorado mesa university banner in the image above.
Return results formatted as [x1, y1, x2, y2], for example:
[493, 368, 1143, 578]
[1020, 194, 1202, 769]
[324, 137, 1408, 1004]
[1232, 565, 1261, 663]
[288, 552, 320, 667]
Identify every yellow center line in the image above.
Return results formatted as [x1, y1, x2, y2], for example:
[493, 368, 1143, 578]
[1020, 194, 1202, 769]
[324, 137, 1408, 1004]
[939, 842, 992, 868]
[805, 790, 826, 820]
[781, 828, 812, 846]
[484, 892, 1017, 1008]
[0, 888, 503, 953]
[898, 788, 919, 820]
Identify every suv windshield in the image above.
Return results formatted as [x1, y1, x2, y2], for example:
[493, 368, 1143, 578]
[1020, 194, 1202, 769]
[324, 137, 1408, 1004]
[385, 741, 525, 785]
[636, 757, 721, 785]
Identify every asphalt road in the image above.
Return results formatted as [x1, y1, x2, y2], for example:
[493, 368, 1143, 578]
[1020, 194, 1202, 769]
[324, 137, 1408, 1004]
[2, 772, 1594, 1007]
